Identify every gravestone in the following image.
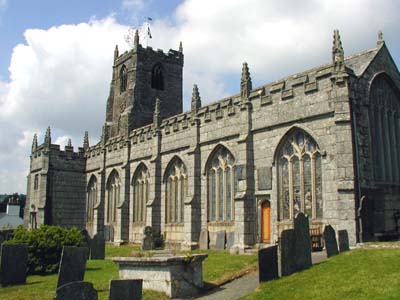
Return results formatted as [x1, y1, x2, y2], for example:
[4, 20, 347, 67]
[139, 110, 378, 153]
[226, 232, 235, 249]
[57, 246, 89, 288]
[104, 226, 114, 242]
[338, 230, 350, 252]
[280, 229, 296, 276]
[323, 225, 339, 258]
[81, 230, 91, 259]
[0, 243, 28, 286]
[55, 281, 98, 300]
[142, 226, 154, 251]
[215, 231, 226, 250]
[109, 279, 143, 300]
[258, 245, 278, 282]
[198, 229, 209, 250]
[294, 213, 312, 271]
[91, 233, 105, 260]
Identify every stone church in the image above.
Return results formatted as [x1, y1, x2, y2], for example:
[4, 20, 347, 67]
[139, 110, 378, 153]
[24, 29, 400, 250]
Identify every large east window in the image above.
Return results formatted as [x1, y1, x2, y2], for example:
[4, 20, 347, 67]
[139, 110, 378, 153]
[369, 74, 400, 183]
[207, 147, 235, 222]
[277, 130, 322, 220]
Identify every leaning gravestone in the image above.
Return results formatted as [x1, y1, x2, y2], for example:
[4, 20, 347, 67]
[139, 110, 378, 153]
[280, 229, 296, 276]
[338, 230, 350, 252]
[91, 233, 105, 260]
[0, 243, 28, 286]
[81, 230, 91, 259]
[294, 213, 312, 271]
[258, 245, 278, 282]
[215, 231, 226, 250]
[198, 229, 209, 250]
[323, 225, 339, 258]
[55, 281, 98, 300]
[226, 232, 235, 249]
[57, 246, 89, 288]
[109, 279, 143, 300]
[142, 226, 154, 251]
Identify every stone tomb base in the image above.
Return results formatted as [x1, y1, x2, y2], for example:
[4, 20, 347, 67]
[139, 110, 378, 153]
[112, 254, 208, 298]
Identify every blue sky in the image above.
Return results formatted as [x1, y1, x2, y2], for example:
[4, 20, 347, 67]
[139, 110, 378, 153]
[0, 0, 182, 80]
[0, 0, 400, 193]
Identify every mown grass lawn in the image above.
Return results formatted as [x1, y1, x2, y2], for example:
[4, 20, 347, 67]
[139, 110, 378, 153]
[0, 245, 257, 300]
[242, 248, 400, 300]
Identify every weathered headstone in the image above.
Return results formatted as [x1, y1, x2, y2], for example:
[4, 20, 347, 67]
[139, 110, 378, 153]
[198, 229, 209, 250]
[90, 233, 105, 260]
[104, 225, 114, 242]
[81, 229, 91, 259]
[109, 279, 143, 300]
[338, 230, 350, 252]
[142, 226, 154, 251]
[323, 225, 339, 258]
[57, 246, 89, 288]
[226, 232, 235, 249]
[280, 229, 296, 276]
[294, 213, 312, 271]
[258, 245, 278, 282]
[0, 243, 28, 286]
[55, 281, 98, 300]
[215, 231, 226, 250]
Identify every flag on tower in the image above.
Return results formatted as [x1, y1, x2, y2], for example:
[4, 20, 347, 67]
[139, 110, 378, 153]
[147, 17, 152, 39]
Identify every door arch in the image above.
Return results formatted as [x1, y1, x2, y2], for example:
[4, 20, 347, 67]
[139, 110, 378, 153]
[261, 200, 271, 243]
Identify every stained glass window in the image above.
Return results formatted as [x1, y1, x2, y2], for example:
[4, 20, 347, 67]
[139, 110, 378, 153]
[106, 171, 120, 223]
[165, 159, 187, 224]
[369, 74, 400, 183]
[132, 165, 149, 223]
[207, 147, 235, 222]
[277, 130, 322, 220]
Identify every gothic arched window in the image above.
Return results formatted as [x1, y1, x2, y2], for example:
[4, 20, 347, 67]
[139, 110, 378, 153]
[165, 158, 187, 224]
[87, 176, 97, 223]
[106, 171, 120, 223]
[369, 74, 400, 183]
[277, 129, 322, 221]
[120, 65, 128, 93]
[207, 146, 235, 222]
[132, 164, 149, 223]
[151, 64, 164, 90]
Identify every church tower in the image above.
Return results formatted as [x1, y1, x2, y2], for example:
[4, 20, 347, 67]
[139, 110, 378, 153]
[105, 31, 184, 138]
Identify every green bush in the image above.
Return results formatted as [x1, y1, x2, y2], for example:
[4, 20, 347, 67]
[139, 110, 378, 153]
[6, 225, 84, 274]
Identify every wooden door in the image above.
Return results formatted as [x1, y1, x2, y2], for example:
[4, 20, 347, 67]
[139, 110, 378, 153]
[261, 201, 271, 243]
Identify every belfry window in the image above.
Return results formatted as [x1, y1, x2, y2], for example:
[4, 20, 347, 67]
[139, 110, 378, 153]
[86, 176, 97, 223]
[165, 158, 187, 224]
[120, 65, 127, 93]
[277, 130, 322, 221]
[132, 165, 149, 223]
[34, 174, 39, 190]
[151, 64, 164, 90]
[369, 74, 400, 183]
[207, 147, 235, 222]
[106, 171, 120, 223]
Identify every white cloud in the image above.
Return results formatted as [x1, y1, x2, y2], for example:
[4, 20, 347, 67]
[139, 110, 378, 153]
[1, 0, 400, 193]
[0, 0, 6, 8]
[122, 0, 146, 10]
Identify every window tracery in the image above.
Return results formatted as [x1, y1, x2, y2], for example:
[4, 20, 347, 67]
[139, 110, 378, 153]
[106, 171, 120, 223]
[132, 165, 149, 223]
[369, 74, 400, 183]
[165, 159, 187, 224]
[277, 130, 322, 220]
[207, 147, 235, 222]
